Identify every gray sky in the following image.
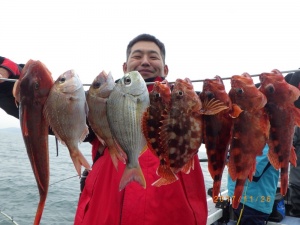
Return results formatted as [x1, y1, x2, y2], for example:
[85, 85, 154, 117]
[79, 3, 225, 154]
[1, 0, 300, 128]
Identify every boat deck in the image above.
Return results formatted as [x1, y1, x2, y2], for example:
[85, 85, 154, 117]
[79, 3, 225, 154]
[207, 190, 300, 225]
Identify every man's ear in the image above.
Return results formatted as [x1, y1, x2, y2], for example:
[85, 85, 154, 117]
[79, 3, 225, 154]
[122, 62, 127, 73]
[163, 65, 169, 77]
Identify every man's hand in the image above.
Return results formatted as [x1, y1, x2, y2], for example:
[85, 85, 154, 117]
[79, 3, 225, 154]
[0, 67, 10, 83]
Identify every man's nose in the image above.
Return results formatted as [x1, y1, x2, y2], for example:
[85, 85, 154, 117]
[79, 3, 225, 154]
[141, 56, 150, 66]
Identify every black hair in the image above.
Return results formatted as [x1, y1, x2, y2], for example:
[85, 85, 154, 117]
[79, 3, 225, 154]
[126, 34, 166, 63]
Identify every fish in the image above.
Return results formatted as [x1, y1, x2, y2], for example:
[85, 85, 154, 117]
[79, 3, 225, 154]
[18, 59, 53, 225]
[86, 71, 126, 170]
[199, 75, 233, 202]
[228, 72, 270, 209]
[259, 69, 300, 196]
[159, 78, 203, 177]
[43, 70, 91, 176]
[106, 71, 149, 190]
[141, 80, 178, 186]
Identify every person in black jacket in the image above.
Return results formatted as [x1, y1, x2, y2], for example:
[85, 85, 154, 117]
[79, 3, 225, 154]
[0, 56, 23, 118]
[285, 71, 300, 217]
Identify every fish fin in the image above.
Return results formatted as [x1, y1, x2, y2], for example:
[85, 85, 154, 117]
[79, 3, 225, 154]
[229, 104, 243, 118]
[293, 107, 300, 126]
[70, 150, 91, 177]
[200, 98, 229, 115]
[21, 106, 29, 136]
[156, 164, 178, 182]
[181, 157, 194, 174]
[290, 146, 297, 167]
[152, 175, 178, 187]
[232, 179, 246, 209]
[119, 166, 146, 190]
[227, 155, 237, 181]
[107, 145, 126, 171]
[79, 125, 89, 143]
[212, 181, 221, 202]
[267, 147, 280, 170]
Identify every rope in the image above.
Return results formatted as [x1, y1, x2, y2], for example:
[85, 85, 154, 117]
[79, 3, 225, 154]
[1, 69, 300, 86]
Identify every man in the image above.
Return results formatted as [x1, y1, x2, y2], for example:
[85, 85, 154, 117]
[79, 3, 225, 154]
[74, 34, 208, 225]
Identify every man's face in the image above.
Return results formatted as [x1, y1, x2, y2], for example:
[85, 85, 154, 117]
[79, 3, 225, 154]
[123, 41, 168, 79]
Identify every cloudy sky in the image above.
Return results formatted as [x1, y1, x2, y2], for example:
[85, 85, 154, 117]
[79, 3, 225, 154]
[1, 0, 300, 128]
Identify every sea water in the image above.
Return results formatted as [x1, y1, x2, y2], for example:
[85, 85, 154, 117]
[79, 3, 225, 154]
[0, 128, 227, 225]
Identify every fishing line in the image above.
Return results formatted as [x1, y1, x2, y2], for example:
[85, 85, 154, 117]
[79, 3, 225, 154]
[49, 174, 79, 186]
[236, 180, 249, 225]
[1, 69, 300, 86]
[0, 210, 19, 225]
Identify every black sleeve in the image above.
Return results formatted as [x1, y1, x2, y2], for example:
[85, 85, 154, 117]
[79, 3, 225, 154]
[0, 76, 19, 119]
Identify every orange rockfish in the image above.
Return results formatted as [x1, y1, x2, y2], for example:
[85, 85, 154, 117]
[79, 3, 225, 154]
[259, 69, 300, 196]
[87, 71, 126, 170]
[18, 59, 53, 225]
[199, 75, 233, 202]
[228, 73, 270, 209]
[44, 70, 91, 176]
[107, 71, 149, 190]
[141, 80, 177, 186]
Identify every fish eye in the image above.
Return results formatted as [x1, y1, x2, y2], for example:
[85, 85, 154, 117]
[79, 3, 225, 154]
[267, 85, 275, 94]
[124, 76, 131, 85]
[59, 77, 66, 83]
[236, 88, 244, 94]
[93, 82, 101, 89]
[34, 82, 39, 90]
[206, 92, 214, 99]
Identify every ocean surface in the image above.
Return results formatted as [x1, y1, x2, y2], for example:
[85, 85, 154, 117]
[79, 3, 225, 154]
[0, 128, 228, 225]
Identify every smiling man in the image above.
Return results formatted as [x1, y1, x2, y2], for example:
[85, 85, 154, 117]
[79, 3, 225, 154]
[74, 34, 208, 225]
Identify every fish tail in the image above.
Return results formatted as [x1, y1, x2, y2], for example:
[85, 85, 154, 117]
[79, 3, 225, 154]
[180, 157, 195, 174]
[267, 148, 280, 170]
[280, 168, 288, 196]
[33, 195, 47, 225]
[232, 179, 246, 209]
[119, 166, 146, 191]
[70, 149, 91, 177]
[153, 165, 178, 187]
[212, 180, 221, 202]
